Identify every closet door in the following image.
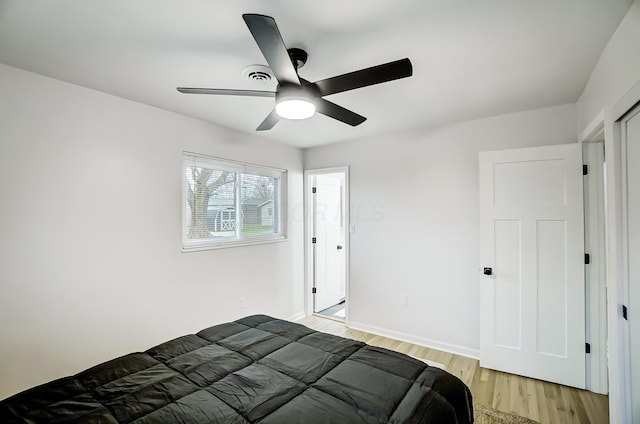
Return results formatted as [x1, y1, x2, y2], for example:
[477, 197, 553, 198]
[622, 104, 640, 421]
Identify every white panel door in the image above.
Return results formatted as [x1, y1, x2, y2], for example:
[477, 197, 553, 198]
[479, 143, 586, 389]
[622, 105, 640, 421]
[313, 174, 344, 312]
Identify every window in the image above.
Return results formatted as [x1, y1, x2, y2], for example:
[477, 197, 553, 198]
[182, 152, 286, 250]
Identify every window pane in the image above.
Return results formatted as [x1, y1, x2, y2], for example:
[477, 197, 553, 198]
[182, 152, 286, 250]
[185, 165, 236, 241]
[240, 173, 277, 237]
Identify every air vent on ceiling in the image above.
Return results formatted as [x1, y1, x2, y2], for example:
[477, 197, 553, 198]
[241, 65, 273, 85]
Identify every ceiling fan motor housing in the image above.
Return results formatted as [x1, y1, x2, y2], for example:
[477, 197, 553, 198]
[275, 82, 319, 119]
[276, 81, 318, 104]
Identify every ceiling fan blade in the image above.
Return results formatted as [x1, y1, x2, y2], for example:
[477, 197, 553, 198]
[242, 14, 300, 86]
[256, 109, 280, 131]
[314, 58, 413, 97]
[177, 87, 275, 97]
[316, 99, 366, 127]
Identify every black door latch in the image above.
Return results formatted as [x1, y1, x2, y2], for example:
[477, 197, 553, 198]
[483, 267, 493, 276]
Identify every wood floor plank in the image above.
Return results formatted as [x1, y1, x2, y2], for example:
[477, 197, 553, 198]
[526, 379, 541, 422]
[534, 380, 552, 424]
[567, 387, 591, 424]
[493, 372, 512, 412]
[298, 315, 610, 424]
[508, 376, 528, 417]
[546, 398, 562, 423]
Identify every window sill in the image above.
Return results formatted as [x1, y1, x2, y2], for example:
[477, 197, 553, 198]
[182, 236, 287, 252]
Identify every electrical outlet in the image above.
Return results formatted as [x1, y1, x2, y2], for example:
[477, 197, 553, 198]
[401, 295, 408, 307]
[239, 297, 246, 309]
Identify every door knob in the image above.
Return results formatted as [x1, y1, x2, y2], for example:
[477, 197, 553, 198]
[483, 267, 493, 276]
[337, 245, 343, 250]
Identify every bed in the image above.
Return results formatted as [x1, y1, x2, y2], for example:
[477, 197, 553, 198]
[0, 314, 473, 423]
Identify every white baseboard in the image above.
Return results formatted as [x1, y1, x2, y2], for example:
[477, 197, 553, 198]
[286, 310, 307, 322]
[348, 320, 480, 360]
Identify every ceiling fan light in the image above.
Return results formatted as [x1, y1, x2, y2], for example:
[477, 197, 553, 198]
[275, 98, 315, 120]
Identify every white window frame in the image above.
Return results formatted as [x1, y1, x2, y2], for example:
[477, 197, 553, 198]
[182, 152, 287, 251]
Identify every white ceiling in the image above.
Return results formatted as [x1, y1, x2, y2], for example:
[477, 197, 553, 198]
[0, 0, 633, 148]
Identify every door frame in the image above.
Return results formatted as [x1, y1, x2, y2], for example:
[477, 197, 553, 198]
[618, 103, 640, 424]
[581, 79, 640, 423]
[304, 166, 350, 324]
[579, 127, 608, 394]
[614, 96, 640, 424]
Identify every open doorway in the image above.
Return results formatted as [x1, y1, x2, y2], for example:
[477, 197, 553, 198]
[305, 167, 348, 322]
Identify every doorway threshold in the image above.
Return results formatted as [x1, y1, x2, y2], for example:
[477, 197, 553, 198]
[316, 301, 345, 321]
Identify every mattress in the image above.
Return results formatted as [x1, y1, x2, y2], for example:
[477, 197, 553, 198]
[0, 314, 473, 423]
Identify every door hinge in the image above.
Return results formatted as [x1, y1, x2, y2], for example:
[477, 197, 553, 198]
[583, 164, 589, 176]
[312, 287, 317, 294]
[312, 187, 317, 193]
[585, 253, 590, 264]
[585, 343, 591, 354]
[623, 305, 628, 320]
[312, 237, 316, 244]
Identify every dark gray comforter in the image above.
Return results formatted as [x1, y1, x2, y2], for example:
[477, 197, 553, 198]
[0, 315, 473, 423]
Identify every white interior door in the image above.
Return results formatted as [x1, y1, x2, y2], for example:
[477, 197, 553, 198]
[622, 104, 640, 421]
[313, 174, 345, 312]
[479, 143, 586, 389]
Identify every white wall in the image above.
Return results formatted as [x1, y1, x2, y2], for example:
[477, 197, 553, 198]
[304, 103, 577, 357]
[576, 1, 640, 422]
[0, 64, 305, 399]
[577, 0, 640, 131]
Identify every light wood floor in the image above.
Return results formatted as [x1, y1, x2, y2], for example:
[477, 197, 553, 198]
[298, 315, 609, 424]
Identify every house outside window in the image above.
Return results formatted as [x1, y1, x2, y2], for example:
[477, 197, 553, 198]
[182, 152, 286, 250]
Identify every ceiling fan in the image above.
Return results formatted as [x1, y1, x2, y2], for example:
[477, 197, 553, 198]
[177, 14, 413, 131]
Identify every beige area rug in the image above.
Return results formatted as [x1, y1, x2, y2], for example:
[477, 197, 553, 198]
[474, 404, 539, 424]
